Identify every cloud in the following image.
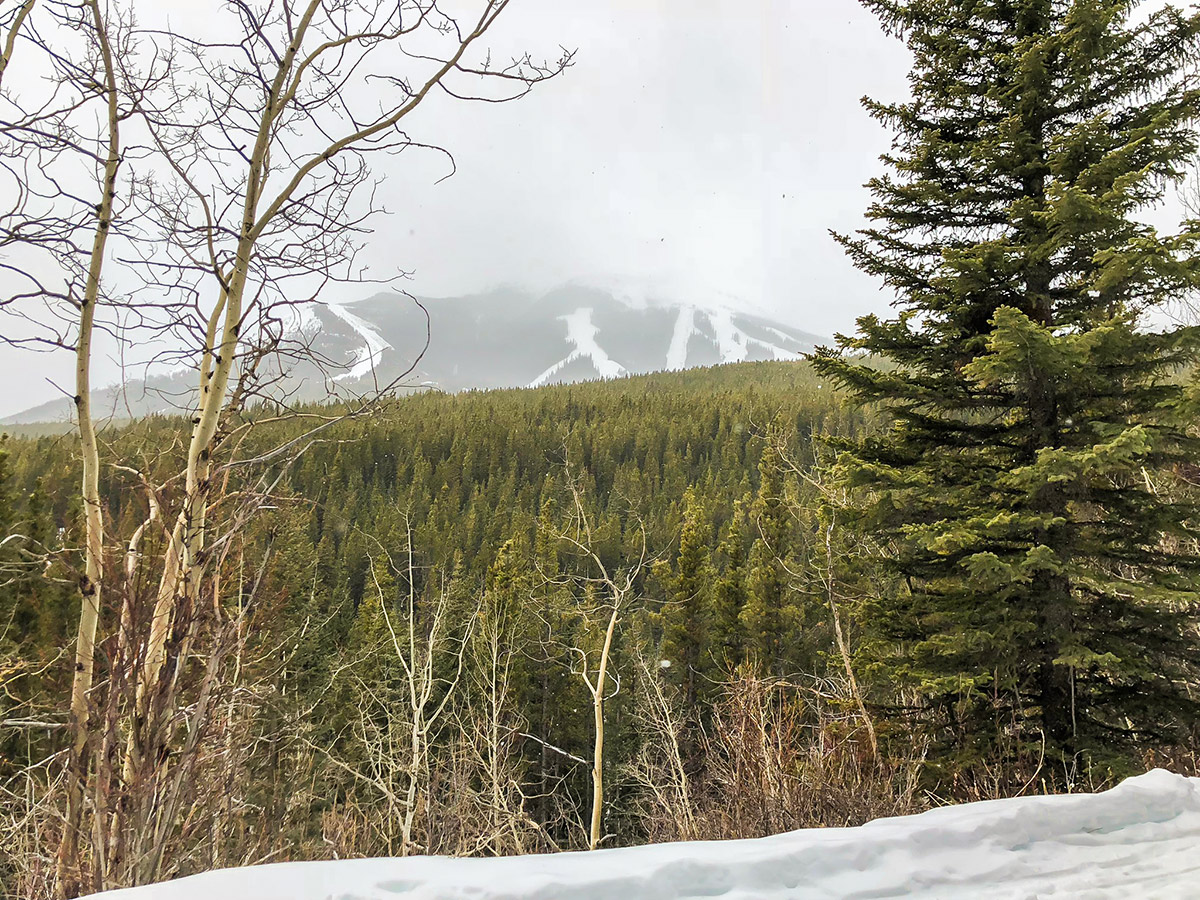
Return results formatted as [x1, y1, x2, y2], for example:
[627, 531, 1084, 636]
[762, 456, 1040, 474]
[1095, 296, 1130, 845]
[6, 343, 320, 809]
[0, 0, 913, 416]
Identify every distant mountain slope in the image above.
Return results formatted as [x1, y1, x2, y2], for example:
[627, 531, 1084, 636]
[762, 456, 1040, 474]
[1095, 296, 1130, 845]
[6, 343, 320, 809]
[2, 284, 826, 424]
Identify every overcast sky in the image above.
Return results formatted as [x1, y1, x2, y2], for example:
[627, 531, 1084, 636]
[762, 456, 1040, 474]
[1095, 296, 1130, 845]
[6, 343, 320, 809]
[1, 2, 913, 417]
[361, 0, 912, 322]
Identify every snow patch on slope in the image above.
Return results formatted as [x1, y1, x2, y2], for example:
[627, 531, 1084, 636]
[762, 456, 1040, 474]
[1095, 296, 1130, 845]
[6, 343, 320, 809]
[706, 309, 750, 363]
[705, 310, 802, 364]
[291, 303, 322, 337]
[665, 306, 697, 371]
[323, 303, 392, 382]
[86, 770, 1200, 900]
[530, 308, 626, 388]
[760, 324, 806, 347]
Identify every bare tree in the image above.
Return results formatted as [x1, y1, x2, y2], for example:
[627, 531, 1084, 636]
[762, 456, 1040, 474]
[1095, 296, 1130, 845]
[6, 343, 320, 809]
[463, 545, 541, 855]
[123, 2, 570, 797]
[626, 649, 698, 842]
[316, 522, 476, 858]
[0, 1, 569, 894]
[0, 2, 146, 890]
[0, 1, 36, 85]
[769, 434, 880, 764]
[549, 463, 649, 851]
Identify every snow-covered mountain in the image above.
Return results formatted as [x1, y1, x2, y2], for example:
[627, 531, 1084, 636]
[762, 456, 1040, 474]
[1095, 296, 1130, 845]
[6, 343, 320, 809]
[2, 284, 826, 424]
[306, 283, 822, 393]
[84, 769, 1200, 899]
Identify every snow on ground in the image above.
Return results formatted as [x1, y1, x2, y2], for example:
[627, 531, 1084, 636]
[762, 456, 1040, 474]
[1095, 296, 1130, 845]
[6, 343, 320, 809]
[529, 308, 627, 387]
[323, 302, 393, 382]
[87, 769, 1200, 900]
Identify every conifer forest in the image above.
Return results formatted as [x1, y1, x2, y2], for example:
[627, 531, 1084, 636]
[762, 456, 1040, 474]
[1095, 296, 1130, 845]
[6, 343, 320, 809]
[5, 1, 1200, 897]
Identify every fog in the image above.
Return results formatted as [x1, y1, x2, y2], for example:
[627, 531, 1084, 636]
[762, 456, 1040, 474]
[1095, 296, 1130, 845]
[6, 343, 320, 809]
[0, 1, 916, 417]
[353, 0, 912, 323]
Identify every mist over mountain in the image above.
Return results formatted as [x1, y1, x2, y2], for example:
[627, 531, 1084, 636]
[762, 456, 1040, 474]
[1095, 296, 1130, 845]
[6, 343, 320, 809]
[2, 284, 825, 424]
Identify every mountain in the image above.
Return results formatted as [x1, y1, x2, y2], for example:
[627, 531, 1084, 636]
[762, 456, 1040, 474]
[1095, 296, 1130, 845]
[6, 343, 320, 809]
[2, 284, 825, 424]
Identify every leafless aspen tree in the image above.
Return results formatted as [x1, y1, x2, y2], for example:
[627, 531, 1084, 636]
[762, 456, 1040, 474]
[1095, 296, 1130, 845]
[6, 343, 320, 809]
[0, 1, 569, 894]
[550, 465, 648, 851]
[0, 2, 152, 890]
[0, 1, 35, 85]
[316, 523, 476, 858]
[123, 1, 567, 807]
[462, 542, 541, 855]
[627, 650, 698, 842]
[386, 539, 475, 856]
[769, 435, 879, 763]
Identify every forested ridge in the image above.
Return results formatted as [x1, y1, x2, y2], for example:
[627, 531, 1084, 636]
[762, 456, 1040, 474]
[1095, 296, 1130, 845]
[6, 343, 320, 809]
[2, 362, 917, 870]
[3, 354, 1196, 881]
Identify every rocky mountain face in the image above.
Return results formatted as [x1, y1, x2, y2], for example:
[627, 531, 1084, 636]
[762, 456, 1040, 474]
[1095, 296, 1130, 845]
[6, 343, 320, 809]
[2, 284, 825, 424]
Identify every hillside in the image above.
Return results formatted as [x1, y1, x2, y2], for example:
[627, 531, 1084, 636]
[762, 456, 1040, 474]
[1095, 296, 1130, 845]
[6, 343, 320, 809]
[2, 286, 826, 424]
[3, 359, 1197, 898]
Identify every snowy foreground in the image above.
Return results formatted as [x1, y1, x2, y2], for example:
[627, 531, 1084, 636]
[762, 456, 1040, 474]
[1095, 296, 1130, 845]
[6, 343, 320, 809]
[88, 769, 1200, 900]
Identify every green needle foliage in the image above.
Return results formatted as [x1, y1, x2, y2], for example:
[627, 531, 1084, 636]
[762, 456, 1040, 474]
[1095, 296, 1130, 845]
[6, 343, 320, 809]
[657, 487, 713, 706]
[814, 0, 1200, 775]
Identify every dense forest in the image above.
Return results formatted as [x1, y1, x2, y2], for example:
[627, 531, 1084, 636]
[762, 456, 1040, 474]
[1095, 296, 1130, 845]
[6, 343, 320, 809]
[3, 354, 1198, 891]
[5, 0, 1200, 897]
[2, 364, 912, 871]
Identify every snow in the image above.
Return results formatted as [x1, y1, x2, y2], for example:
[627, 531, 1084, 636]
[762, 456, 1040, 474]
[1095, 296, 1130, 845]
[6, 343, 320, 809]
[291, 303, 323, 338]
[529, 307, 627, 387]
[705, 309, 751, 364]
[323, 302, 392, 382]
[666, 306, 697, 371]
[760, 324, 806, 347]
[705, 310, 802, 365]
[664, 303, 809, 370]
[577, 275, 777, 324]
[85, 769, 1200, 900]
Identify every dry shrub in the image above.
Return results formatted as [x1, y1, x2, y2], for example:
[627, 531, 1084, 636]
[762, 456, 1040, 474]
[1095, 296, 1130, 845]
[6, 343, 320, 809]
[319, 801, 377, 860]
[630, 668, 926, 844]
[0, 763, 60, 900]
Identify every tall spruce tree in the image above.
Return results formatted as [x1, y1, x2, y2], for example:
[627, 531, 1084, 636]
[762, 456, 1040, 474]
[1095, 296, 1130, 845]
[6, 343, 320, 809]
[741, 445, 796, 675]
[814, 0, 1200, 771]
[710, 498, 750, 668]
[659, 488, 712, 705]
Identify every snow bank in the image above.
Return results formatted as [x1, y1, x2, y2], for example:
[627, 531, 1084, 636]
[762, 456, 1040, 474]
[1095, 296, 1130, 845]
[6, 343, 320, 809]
[86, 769, 1200, 900]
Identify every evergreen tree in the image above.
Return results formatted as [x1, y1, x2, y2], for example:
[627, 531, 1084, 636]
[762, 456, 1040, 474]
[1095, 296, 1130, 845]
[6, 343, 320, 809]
[710, 498, 749, 668]
[741, 446, 795, 674]
[346, 552, 400, 693]
[0, 443, 23, 775]
[814, 0, 1200, 770]
[480, 536, 534, 705]
[0, 446, 67, 779]
[659, 488, 712, 705]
